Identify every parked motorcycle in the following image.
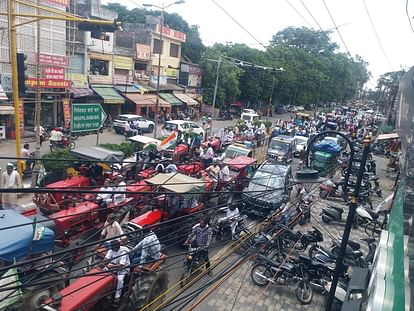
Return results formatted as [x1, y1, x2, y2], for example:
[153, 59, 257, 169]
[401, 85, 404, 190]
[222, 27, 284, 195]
[321, 205, 358, 228]
[283, 226, 324, 255]
[251, 254, 313, 304]
[319, 179, 348, 201]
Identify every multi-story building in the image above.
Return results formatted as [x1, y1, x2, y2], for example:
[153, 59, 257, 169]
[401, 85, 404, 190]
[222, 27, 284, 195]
[0, 0, 68, 135]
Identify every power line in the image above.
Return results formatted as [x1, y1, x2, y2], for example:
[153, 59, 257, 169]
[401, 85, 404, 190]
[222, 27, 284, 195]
[361, 0, 394, 71]
[285, 0, 313, 29]
[299, 0, 324, 31]
[209, 0, 268, 50]
[407, 0, 414, 32]
[321, 0, 352, 58]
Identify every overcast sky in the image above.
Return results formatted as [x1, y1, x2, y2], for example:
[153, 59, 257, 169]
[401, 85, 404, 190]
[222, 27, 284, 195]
[104, 0, 414, 88]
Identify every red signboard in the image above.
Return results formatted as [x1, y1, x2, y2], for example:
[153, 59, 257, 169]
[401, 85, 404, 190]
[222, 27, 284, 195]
[44, 67, 65, 80]
[156, 24, 186, 42]
[26, 78, 70, 89]
[62, 98, 71, 127]
[37, 53, 67, 66]
[46, 0, 69, 7]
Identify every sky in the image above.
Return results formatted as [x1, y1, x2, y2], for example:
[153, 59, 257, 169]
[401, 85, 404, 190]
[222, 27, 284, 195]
[103, 0, 414, 88]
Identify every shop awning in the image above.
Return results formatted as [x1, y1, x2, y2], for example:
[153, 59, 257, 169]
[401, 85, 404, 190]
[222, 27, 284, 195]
[115, 85, 142, 93]
[0, 105, 14, 115]
[91, 86, 125, 104]
[125, 93, 171, 108]
[173, 92, 199, 106]
[159, 93, 182, 106]
[0, 85, 7, 100]
[70, 88, 93, 98]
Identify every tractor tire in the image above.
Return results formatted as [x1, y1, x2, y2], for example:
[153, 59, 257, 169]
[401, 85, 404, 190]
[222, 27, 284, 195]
[24, 271, 65, 311]
[126, 270, 169, 311]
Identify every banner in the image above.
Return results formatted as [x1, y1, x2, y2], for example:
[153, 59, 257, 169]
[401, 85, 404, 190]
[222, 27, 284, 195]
[62, 98, 71, 127]
[19, 99, 24, 137]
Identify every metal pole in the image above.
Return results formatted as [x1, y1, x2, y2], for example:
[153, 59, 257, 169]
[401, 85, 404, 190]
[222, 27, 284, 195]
[153, 10, 164, 138]
[210, 55, 221, 134]
[8, 0, 23, 175]
[267, 77, 275, 119]
[31, 0, 41, 187]
[325, 135, 371, 311]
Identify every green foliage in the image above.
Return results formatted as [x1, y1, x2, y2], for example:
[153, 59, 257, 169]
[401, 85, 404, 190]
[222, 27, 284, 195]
[42, 149, 76, 172]
[263, 121, 273, 128]
[99, 143, 135, 157]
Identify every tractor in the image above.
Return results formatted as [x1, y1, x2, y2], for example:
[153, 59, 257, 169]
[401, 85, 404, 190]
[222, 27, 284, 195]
[0, 210, 67, 311]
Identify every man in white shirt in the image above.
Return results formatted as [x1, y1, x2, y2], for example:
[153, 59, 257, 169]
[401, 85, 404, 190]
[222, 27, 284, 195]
[225, 204, 240, 239]
[21, 143, 33, 173]
[219, 163, 231, 183]
[97, 179, 114, 208]
[49, 128, 63, 144]
[104, 240, 130, 303]
[100, 214, 123, 248]
[1, 163, 22, 210]
[202, 143, 214, 168]
[113, 175, 126, 205]
[133, 227, 161, 265]
[165, 162, 178, 173]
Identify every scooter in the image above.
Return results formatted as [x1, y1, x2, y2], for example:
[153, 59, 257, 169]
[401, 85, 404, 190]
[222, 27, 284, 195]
[320, 205, 358, 229]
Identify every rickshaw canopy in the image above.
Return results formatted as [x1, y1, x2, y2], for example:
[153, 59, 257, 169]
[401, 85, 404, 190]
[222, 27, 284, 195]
[70, 146, 124, 163]
[226, 156, 257, 171]
[128, 135, 161, 146]
[0, 210, 55, 261]
[146, 173, 204, 194]
[376, 133, 399, 141]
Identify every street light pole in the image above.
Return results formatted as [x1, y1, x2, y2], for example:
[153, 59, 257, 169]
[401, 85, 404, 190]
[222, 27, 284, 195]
[325, 135, 372, 310]
[210, 55, 221, 134]
[153, 10, 164, 138]
[143, 1, 185, 138]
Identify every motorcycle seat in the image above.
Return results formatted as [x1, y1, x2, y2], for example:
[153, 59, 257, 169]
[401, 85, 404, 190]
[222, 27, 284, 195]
[298, 254, 312, 264]
[327, 205, 344, 214]
[351, 250, 363, 258]
[257, 254, 280, 268]
[366, 209, 379, 220]
[347, 239, 361, 250]
[361, 237, 376, 244]
[287, 230, 302, 241]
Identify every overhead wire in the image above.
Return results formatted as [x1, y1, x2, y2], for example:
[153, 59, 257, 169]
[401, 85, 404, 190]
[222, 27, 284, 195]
[299, 0, 324, 31]
[209, 0, 268, 50]
[406, 0, 414, 32]
[361, 0, 394, 71]
[321, 0, 353, 58]
[285, 0, 313, 28]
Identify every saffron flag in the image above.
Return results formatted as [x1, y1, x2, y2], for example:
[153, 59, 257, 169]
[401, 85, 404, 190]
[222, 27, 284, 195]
[159, 132, 177, 150]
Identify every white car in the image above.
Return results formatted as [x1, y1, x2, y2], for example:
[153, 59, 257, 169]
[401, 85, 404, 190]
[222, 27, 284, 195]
[294, 135, 309, 156]
[162, 120, 204, 137]
[113, 114, 155, 134]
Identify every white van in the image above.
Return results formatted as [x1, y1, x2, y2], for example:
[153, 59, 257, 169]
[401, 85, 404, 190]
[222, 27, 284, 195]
[241, 110, 260, 124]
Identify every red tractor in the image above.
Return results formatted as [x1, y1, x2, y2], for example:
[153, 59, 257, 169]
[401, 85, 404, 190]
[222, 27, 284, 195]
[41, 255, 168, 311]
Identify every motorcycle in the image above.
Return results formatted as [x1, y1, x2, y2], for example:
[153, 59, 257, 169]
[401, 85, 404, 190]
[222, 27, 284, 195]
[283, 226, 324, 255]
[251, 254, 313, 304]
[213, 214, 250, 241]
[180, 244, 204, 287]
[49, 136, 75, 152]
[319, 179, 348, 201]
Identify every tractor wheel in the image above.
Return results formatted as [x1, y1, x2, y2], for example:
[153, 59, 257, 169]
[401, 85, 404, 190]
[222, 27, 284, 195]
[24, 271, 65, 311]
[126, 270, 169, 311]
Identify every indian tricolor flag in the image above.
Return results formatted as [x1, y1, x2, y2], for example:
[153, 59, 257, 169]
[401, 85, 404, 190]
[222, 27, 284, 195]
[159, 132, 177, 150]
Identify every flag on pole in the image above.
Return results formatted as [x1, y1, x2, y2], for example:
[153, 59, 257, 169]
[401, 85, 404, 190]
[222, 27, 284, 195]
[158, 132, 177, 150]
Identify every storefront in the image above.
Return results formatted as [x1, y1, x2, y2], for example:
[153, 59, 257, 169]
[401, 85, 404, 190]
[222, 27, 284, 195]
[124, 93, 171, 117]
[91, 85, 124, 118]
[159, 93, 183, 117]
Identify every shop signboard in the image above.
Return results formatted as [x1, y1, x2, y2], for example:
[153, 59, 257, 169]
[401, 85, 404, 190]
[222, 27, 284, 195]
[71, 103, 107, 132]
[26, 78, 70, 89]
[37, 53, 67, 67]
[44, 67, 65, 80]
[0, 74, 12, 93]
[156, 25, 186, 42]
[135, 44, 151, 60]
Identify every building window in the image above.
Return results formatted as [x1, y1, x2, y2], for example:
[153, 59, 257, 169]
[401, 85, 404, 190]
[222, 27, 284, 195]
[153, 39, 163, 54]
[114, 69, 129, 76]
[135, 62, 147, 71]
[170, 43, 179, 58]
[91, 31, 110, 41]
[90, 59, 109, 75]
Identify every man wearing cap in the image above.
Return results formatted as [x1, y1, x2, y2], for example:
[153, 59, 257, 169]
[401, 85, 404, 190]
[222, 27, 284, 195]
[1, 163, 23, 210]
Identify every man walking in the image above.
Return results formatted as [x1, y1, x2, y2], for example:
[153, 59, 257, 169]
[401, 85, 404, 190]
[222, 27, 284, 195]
[133, 226, 161, 265]
[1, 163, 23, 210]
